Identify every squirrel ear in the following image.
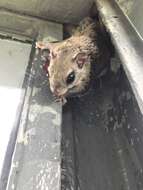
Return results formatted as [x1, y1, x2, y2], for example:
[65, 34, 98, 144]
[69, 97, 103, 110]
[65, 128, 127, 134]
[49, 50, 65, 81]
[74, 52, 89, 69]
[36, 41, 51, 50]
[41, 49, 50, 61]
[36, 41, 57, 59]
[40, 49, 50, 75]
[36, 41, 57, 76]
[51, 51, 57, 59]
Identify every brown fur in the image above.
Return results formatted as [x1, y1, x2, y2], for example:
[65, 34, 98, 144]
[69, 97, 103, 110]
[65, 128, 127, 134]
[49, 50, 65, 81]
[37, 17, 100, 102]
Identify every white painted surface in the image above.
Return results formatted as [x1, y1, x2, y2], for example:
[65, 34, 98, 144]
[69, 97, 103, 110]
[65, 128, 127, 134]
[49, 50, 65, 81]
[0, 39, 31, 177]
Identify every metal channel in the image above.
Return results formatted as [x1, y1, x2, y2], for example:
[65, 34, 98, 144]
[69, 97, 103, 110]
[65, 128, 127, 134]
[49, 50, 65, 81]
[95, 0, 143, 115]
[0, 18, 63, 190]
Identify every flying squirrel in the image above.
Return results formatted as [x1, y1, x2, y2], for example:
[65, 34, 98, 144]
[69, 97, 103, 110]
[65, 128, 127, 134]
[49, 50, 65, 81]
[36, 17, 111, 104]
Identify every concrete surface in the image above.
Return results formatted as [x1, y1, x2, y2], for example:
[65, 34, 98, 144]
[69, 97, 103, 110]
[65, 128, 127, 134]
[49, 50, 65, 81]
[0, 0, 93, 24]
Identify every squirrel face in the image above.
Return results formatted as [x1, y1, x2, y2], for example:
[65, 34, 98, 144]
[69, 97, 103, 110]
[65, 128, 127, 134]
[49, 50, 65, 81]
[36, 17, 98, 102]
[48, 47, 91, 99]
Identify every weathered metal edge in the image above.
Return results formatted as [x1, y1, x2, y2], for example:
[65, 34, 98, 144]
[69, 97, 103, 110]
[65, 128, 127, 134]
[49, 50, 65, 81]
[5, 26, 63, 190]
[95, 0, 143, 115]
[0, 44, 35, 190]
[0, 10, 63, 42]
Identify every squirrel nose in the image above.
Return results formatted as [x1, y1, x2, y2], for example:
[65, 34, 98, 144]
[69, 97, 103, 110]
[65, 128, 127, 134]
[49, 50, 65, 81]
[51, 85, 67, 97]
[53, 88, 60, 96]
[51, 85, 61, 96]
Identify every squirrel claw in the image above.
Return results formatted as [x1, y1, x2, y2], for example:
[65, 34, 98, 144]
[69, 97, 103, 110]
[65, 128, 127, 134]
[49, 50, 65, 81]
[54, 97, 67, 105]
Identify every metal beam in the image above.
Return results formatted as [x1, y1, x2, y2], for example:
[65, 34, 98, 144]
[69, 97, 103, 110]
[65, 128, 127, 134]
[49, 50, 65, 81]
[95, 0, 143, 115]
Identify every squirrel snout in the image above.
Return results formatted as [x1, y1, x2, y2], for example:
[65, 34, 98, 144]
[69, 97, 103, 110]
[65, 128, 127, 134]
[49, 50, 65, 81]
[53, 88, 60, 96]
[51, 85, 67, 97]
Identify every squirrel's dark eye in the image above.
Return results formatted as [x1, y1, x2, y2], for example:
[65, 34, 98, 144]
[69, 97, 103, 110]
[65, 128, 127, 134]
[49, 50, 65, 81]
[66, 71, 75, 85]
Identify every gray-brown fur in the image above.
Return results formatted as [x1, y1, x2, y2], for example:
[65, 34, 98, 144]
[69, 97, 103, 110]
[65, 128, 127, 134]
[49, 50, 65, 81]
[36, 17, 109, 103]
